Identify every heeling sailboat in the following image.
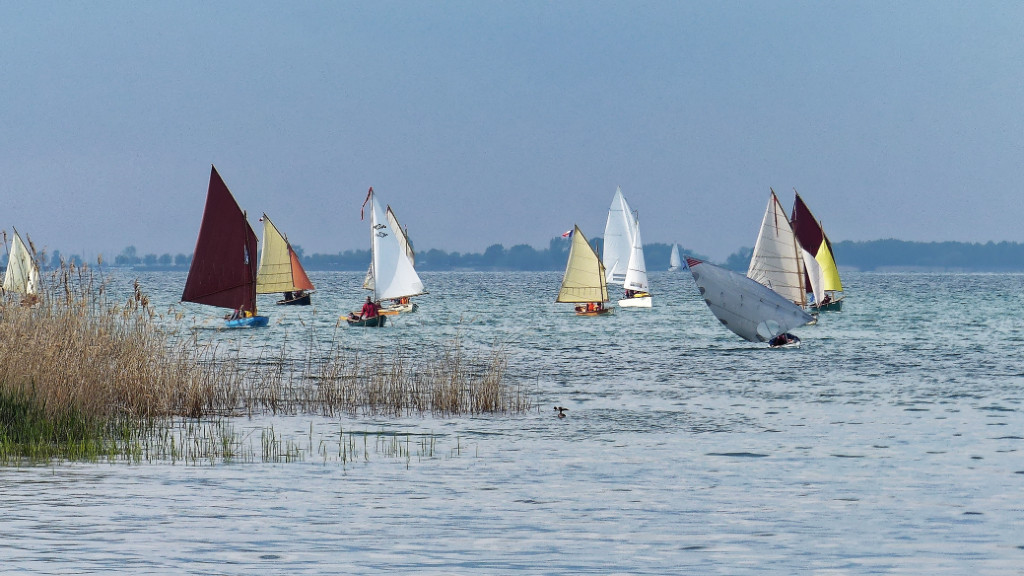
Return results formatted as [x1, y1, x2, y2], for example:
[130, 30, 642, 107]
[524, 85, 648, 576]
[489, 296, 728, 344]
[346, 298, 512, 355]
[791, 190, 844, 311]
[3, 228, 41, 306]
[688, 257, 814, 345]
[181, 165, 268, 328]
[602, 187, 652, 308]
[668, 244, 682, 271]
[347, 187, 425, 327]
[256, 214, 315, 306]
[747, 188, 807, 307]
[557, 225, 612, 316]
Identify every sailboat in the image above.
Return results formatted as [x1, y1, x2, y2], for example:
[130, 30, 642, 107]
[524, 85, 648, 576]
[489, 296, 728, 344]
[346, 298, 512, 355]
[688, 257, 814, 345]
[256, 214, 315, 306]
[602, 187, 652, 308]
[348, 187, 425, 327]
[181, 165, 268, 328]
[3, 228, 41, 305]
[791, 190, 844, 311]
[362, 205, 419, 314]
[557, 225, 612, 316]
[668, 244, 682, 271]
[747, 189, 807, 307]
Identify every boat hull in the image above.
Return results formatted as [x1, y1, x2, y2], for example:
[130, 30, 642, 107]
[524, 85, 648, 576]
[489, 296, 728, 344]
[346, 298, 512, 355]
[617, 295, 652, 308]
[380, 301, 418, 315]
[277, 293, 312, 306]
[225, 315, 269, 328]
[346, 315, 387, 328]
[574, 306, 614, 316]
[809, 297, 843, 312]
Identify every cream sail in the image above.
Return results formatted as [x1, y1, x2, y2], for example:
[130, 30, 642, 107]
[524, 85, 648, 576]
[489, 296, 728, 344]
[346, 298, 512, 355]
[747, 189, 806, 307]
[3, 228, 40, 297]
[557, 225, 610, 306]
[256, 214, 315, 304]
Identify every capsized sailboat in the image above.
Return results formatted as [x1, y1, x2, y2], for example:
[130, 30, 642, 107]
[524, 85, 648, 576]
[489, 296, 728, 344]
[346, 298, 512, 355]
[557, 225, 612, 316]
[747, 189, 807, 307]
[668, 244, 682, 271]
[256, 214, 315, 305]
[688, 257, 813, 344]
[181, 166, 268, 328]
[602, 187, 651, 308]
[791, 190, 844, 311]
[3, 228, 41, 305]
[348, 187, 424, 327]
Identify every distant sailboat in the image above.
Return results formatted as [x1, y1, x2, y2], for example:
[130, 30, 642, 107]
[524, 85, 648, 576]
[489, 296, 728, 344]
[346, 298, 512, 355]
[747, 189, 807, 307]
[181, 166, 268, 328]
[348, 187, 425, 327]
[688, 257, 813, 344]
[362, 204, 419, 314]
[256, 214, 315, 305]
[602, 187, 652, 308]
[3, 228, 40, 305]
[668, 244, 682, 271]
[557, 225, 612, 316]
[791, 190, 844, 311]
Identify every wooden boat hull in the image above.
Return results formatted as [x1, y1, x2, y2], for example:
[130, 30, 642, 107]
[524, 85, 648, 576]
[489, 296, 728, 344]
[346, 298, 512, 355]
[225, 315, 269, 328]
[810, 297, 843, 312]
[380, 301, 418, 315]
[574, 306, 614, 316]
[617, 295, 652, 308]
[277, 293, 312, 306]
[346, 315, 387, 328]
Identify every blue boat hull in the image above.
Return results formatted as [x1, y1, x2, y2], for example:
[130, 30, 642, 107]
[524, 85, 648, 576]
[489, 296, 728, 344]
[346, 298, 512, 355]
[225, 315, 270, 328]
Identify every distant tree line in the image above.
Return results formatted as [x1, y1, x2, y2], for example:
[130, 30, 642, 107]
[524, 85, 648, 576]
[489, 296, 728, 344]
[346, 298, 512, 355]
[7, 239, 1024, 272]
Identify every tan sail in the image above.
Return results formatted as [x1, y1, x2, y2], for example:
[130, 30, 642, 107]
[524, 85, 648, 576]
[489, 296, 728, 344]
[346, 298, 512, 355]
[3, 228, 40, 296]
[556, 225, 609, 303]
[256, 214, 314, 294]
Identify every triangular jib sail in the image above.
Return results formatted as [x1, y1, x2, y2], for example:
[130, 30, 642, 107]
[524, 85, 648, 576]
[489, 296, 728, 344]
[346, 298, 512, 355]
[3, 228, 40, 295]
[747, 189, 806, 306]
[256, 214, 315, 294]
[689, 257, 814, 342]
[181, 165, 260, 313]
[364, 188, 424, 301]
[669, 244, 682, 271]
[557, 225, 609, 303]
[623, 215, 648, 292]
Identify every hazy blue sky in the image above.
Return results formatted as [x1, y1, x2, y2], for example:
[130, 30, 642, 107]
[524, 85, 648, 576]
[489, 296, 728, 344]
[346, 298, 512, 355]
[3, 2, 1022, 261]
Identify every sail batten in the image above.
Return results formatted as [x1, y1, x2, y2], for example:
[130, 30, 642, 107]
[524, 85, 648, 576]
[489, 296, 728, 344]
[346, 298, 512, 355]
[557, 225, 609, 303]
[182, 166, 259, 312]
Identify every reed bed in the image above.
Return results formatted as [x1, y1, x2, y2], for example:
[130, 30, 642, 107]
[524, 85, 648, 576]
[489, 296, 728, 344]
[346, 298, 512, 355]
[0, 261, 530, 464]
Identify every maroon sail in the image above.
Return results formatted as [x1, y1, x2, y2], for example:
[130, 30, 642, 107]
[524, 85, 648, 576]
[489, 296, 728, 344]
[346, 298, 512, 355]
[181, 165, 259, 313]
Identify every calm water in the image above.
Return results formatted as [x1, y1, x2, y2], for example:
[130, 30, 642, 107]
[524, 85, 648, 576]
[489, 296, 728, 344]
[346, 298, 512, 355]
[3, 270, 1024, 574]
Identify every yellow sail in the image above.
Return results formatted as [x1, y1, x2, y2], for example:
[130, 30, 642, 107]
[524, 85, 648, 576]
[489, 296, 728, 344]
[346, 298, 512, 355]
[256, 214, 312, 294]
[556, 225, 609, 303]
[816, 240, 843, 292]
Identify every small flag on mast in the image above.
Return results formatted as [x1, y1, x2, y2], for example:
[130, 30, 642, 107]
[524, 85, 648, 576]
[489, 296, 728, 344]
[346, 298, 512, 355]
[561, 229, 574, 238]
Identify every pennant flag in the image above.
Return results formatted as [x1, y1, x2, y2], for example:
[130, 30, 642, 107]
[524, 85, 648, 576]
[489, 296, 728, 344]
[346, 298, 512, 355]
[561, 229, 574, 238]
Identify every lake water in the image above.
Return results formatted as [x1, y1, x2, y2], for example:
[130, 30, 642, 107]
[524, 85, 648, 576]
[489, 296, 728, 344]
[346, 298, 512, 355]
[2, 270, 1024, 574]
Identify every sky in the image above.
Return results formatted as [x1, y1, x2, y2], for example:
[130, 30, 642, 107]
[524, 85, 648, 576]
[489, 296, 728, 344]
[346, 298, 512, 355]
[2, 2, 1022, 262]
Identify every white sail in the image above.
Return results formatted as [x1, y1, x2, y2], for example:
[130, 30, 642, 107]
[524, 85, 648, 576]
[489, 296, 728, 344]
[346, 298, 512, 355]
[557, 226, 609, 303]
[364, 205, 414, 291]
[668, 244, 682, 271]
[623, 218, 648, 292]
[602, 187, 636, 285]
[3, 229, 39, 295]
[368, 191, 424, 301]
[689, 257, 813, 343]
[747, 190, 806, 306]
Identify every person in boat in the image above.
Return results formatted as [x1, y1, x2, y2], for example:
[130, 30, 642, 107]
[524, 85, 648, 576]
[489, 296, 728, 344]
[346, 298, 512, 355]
[360, 296, 380, 319]
[226, 307, 251, 320]
[819, 293, 832, 306]
[625, 289, 636, 299]
[284, 291, 294, 301]
[769, 333, 798, 347]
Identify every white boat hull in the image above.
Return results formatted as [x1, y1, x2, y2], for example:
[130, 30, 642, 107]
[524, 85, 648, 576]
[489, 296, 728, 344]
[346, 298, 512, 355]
[617, 296, 652, 308]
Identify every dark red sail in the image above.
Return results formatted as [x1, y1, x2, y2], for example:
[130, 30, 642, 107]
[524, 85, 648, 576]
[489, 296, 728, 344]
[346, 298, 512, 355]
[181, 165, 259, 312]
